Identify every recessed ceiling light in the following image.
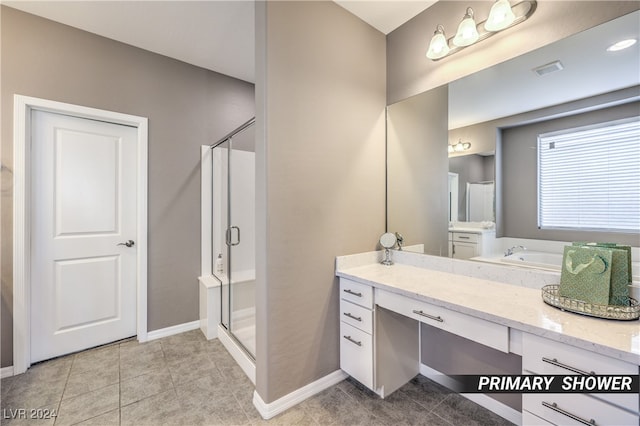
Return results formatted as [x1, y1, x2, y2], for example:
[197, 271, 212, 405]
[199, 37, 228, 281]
[607, 38, 637, 52]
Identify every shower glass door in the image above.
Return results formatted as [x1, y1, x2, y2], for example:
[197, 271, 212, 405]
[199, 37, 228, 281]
[213, 140, 231, 331]
[212, 122, 256, 359]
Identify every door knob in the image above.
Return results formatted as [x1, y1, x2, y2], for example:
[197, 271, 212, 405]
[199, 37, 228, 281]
[117, 240, 135, 248]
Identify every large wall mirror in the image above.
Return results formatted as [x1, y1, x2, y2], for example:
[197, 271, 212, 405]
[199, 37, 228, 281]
[387, 10, 640, 257]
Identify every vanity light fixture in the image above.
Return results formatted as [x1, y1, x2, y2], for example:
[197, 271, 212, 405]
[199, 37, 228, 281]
[426, 25, 450, 60]
[452, 8, 479, 47]
[485, 0, 516, 31]
[606, 38, 637, 52]
[448, 139, 471, 154]
[426, 0, 537, 61]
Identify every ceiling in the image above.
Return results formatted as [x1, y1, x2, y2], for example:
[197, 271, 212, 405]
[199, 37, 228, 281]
[334, 1, 436, 34]
[3, 1, 435, 84]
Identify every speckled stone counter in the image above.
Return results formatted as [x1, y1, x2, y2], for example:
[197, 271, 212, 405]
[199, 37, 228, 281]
[336, 250, 640, 365]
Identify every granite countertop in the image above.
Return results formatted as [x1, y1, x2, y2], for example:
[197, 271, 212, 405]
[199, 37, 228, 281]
[336, 258, 640, 365]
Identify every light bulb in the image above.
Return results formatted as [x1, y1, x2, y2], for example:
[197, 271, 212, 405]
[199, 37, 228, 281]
[426, 25, 450, 60]
[485, 0, 515, 32]
[453, 8, 479, 47]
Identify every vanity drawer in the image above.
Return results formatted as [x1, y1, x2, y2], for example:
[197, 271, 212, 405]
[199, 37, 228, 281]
[340, 299, 373, 334]
[523, 333, 638, 375]
[340, 321, 373, 389]
[523, 394, 639, 426]
[451, 232, 479, 243]
[376, 289, 508, 353]
[522, 333, 639, 412]
[340, 278, 373, 309]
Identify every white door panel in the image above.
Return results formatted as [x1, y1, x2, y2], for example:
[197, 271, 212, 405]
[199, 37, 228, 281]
[55, 256, 120, 331]
[55, 129, 119, 235]
[31, 110, 137, 363]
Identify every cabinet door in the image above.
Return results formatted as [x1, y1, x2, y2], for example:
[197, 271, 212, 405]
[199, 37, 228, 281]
[452, 241, 477, 259]
[340, 322, 373, 389]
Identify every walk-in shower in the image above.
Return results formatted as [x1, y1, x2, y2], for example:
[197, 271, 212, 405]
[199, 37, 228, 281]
[209, 118, 256, 361]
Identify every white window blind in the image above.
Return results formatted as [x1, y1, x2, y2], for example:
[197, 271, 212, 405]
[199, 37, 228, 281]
[538, 117, 640, 233]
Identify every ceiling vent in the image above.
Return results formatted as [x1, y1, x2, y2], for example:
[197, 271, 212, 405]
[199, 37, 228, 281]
[532, 60, 564, 76]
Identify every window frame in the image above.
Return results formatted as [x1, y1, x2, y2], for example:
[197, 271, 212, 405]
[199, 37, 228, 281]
[536, 116, 640, 233]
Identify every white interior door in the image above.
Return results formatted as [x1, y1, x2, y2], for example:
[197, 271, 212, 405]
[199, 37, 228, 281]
[30, 110, 138, 363]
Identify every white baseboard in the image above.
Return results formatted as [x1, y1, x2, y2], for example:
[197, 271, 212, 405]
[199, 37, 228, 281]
[147, 320, 200, 341]
[1, 366, 15, 378]
[218, 324, 256, 385]
[253, 369, 348, 420]
[419, 364, 522, 426]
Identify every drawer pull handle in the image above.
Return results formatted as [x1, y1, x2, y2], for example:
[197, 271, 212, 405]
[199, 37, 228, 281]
[343, 289, 363, 297]
[542, 401, 596, 425]
[343, 335, 362, 346]
[542, 357, 595, 376]
[458, 236, 470, 239]
[412, 310, 444, 322]
[343, 312, 362, 322]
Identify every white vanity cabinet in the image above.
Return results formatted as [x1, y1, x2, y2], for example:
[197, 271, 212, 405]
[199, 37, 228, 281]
[450, 232, 479, 259]
[339, 278, 419, 398]
[448, 228, 495, 259]
[337, 253, 639, 425]
[522, 333, 639, 426]
[339, 279, 374, 389]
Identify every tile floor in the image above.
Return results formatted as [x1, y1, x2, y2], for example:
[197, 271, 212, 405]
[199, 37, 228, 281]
[1, 330, 514, 425]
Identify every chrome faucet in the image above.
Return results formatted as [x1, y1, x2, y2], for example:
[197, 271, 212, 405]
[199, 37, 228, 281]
[504, 245, 526, 256]
[395, 232, 404, 251]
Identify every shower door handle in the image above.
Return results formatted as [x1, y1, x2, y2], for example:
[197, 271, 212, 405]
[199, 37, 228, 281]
[226, 226, 240, 246]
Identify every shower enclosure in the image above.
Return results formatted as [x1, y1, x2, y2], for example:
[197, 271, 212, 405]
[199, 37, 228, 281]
[210, 118, 256, 359]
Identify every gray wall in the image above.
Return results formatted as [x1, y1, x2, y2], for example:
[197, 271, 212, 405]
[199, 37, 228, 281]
[501, 101, 640, 245]
[0, 6, 254, 367]
[255, 1, 386, 403]
[387, 1, 640, 104]
[387, 86, 449, 255]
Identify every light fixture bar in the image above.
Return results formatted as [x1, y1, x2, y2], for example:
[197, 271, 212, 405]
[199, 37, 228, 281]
[427, 0, 537, 61]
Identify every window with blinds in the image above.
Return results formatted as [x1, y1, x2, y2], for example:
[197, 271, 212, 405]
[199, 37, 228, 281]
[537, 117, 640, 233]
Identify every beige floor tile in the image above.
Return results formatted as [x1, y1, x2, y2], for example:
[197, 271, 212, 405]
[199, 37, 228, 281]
[73, 408, 120, 426]
[0, 330, 513, 426]
[119, 349, 167, 381]
[119, 341, 162, 362]
[161, 341, 209, 364]
[120, 389, 183, 426]
[55, 383, 119, 426]
[71, 346, 119, 375]
[120, 366, 174, 406]
[63, 365, 120, 400]
[166, 352, 217, 386]
[2, 377, 65, 413]
[174, 371, 229, 411]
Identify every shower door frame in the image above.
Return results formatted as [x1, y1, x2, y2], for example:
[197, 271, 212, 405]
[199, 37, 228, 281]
[209, 117, 255, 360]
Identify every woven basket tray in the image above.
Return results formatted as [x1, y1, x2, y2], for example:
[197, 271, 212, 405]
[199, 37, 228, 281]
[542, 285, 640, 321]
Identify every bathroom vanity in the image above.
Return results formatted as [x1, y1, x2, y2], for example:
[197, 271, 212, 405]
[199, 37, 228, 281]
[336, 250, 640, 425]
